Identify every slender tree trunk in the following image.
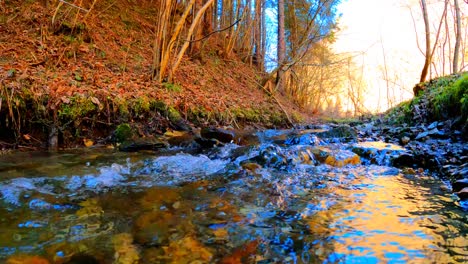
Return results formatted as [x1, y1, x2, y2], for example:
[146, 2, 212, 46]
[204, 0, 214, 34]
[277, 0, 286, 92]
[191, 0, 203, 55]
[453, 0, 461, 73]
[420, 0, 431, 83]
[169, 0, 214, 81]
[253, 0, 261, 68]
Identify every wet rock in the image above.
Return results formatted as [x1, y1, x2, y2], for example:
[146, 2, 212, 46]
[453, 179, 468, 193]
[312, 146, 360, 167]
[119, 137, 168, 152]
[241, 162, 262, 172]
[195, 136, 220, 148]
[316, 125, 357, 142]
[415, 128, 447, 140]
[48, 124, 59, 150]
[164, 130, 196, 148]
[284, 131, 323, 146]
[287, 146, 317, 165]
[400, 136, 410, 145]
[392, 153, 417, 167]
[246, 145, 288, 169]
[352, 141, 407, 166]
[456, 187, 468, 200]
[64, 254, 99, 264]
[234, 131, 260, 146]
[427, 121, 439, 130]
[201, 127, 235, 143]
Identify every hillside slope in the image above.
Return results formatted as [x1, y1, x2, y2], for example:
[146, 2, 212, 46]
[0, 0, 307, 149]
[384, 72, 468, 135]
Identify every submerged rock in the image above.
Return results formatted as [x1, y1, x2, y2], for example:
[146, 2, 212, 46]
[64, 254, 100, 264]
[415, 128, 447, 140]
[311, 146, 360, 167]
[453, 179, 468, 193]
[351, 141, 407, 166]
[456, 187, 468, 200]
[119, 138, 168, 152]
[200, 127, 235, 143]
[316, 125, 357, 142]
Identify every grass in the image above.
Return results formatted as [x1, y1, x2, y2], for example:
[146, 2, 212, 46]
[384, 72, 468, 126]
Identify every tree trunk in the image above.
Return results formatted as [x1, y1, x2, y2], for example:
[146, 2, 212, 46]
[191, 0, 204, 55]
[169, 0, 214, 81]
[277, 0, 286, 92]
[419, 0, 431, 83]
[453, 0, 461, 73]
[253, 0, 262, 68]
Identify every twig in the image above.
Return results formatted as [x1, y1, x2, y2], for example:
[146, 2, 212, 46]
[58, 0, 89, 13]
[189, 19, 242, 43]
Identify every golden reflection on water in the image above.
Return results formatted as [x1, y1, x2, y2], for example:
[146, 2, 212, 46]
[305, 172, 464, 263]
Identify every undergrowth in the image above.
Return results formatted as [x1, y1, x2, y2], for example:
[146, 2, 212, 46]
[385, 72, 468, 127]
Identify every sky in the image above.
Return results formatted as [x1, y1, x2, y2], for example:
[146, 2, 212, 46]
[334, 0, 425, 112]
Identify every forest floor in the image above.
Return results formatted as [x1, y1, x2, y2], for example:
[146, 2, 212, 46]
[0, 0, 311, 150]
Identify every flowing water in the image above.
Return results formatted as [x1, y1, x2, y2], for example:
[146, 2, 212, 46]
[0, 129, 467, 263]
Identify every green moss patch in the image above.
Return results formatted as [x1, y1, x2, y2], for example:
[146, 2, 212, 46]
[385, 72, 468, 127]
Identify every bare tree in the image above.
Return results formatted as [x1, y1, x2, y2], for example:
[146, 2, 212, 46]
[277, 0, 286, 93]
[420, 0, 431, 82]
[453, 0, 461, 73]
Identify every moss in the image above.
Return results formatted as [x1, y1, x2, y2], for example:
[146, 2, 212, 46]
[433, 74, 468, 121]
[269, 111, 286, 125]
[233, 108, 261, 122]
[162, 82, 182, 93]
[133, 97, 151, 114]
[58, 96, 96, 120]
[114, 123, 133, 143]
[167, 106, 182, 123]
[150, 100, 167, 112]
[290, 112, 304, 123]
[189, 106, 209, 119]
[115, 97, 130, 117]
[384, 100, 413, 125]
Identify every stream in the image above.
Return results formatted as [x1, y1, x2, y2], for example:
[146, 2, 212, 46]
[0, 127, 467, 263]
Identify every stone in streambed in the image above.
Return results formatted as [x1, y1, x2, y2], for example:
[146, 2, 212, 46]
[456, 187, 468, 200]
[352, 141, 407, 166]
[201, 127, 235, 143]
[415, 128, 447, 140]
[400, 136, 410, 145]
[64, 254, 100, 264]
[312, 147, 360, 167]
[119, 137, 168, 152]
[164, 130, 196, 147]
[453, 178, 468, 192]
[316, 125, 357, 142]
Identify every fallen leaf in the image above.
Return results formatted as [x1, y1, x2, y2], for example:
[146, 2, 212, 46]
[90, 96, 100, 105]
[83, 139, 94, 147]
[6, 255, 50, 264]
[23, 134, 31, 140]
[220, 240, 258, 264]
[60, 96, 70, 104]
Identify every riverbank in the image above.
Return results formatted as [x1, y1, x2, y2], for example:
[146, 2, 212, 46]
[0, 0, 309, 151]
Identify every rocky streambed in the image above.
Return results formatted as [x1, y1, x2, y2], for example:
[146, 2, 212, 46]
[0, 123, 466, 263]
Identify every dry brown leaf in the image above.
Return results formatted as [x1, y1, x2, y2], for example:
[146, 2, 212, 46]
[90, 96, 100, 105]
[83, 139, 94, 147]
[60, 96, 70, 104]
